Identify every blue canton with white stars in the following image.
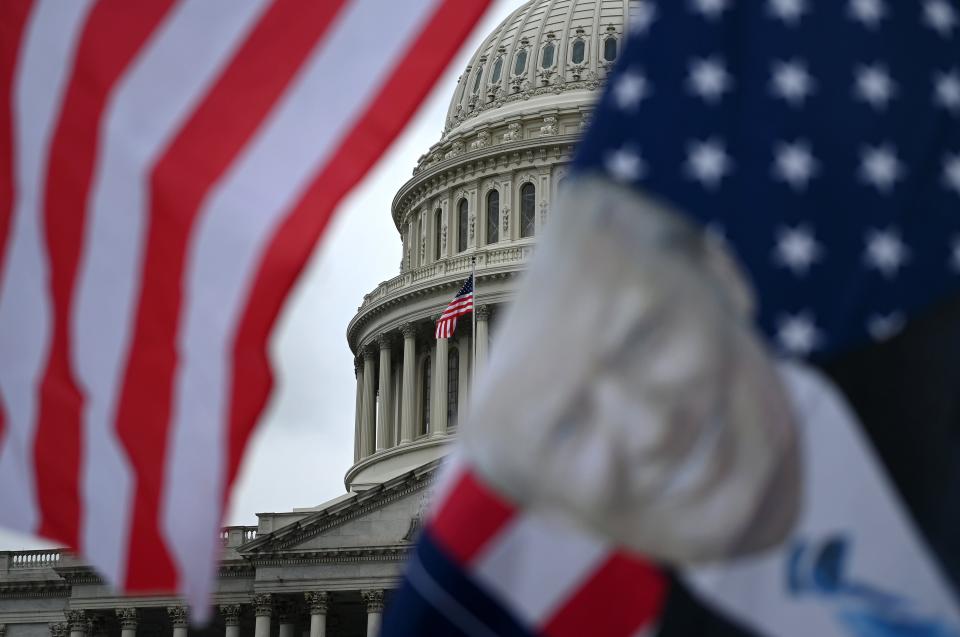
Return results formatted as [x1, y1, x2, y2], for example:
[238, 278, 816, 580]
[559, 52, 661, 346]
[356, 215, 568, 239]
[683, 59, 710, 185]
[574, 0, 960, 359]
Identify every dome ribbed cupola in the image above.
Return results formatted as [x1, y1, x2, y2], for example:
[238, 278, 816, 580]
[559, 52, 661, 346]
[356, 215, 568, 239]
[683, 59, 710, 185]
[443, 0, 631, 139]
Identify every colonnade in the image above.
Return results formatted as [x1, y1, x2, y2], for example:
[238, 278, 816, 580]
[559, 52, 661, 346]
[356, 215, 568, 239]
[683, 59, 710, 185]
[49, 590, 385, 637]
[353, 305, 491, 462]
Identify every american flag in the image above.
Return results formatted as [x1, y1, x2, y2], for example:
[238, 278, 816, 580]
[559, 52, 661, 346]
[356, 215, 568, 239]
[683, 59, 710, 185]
[435, 274, 474, 339]
[0, 0, 488, 614]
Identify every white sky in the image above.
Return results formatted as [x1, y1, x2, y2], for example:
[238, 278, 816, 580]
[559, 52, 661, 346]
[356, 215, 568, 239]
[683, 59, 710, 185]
[0, 0, 520, 551]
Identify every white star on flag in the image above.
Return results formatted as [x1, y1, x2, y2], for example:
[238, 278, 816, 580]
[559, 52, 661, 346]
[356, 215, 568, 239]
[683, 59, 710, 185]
[771, 60, 816, 107]
[864, 228, 910, 277]
[848, 0, 886, 29]
[923, 0, 957, 37]
[860, 144, 904, 193]
[934, 70, 960, 114]
[688, 57, 732, 103]
[774, 226, 823, 275]
[606, 147, 646, 182]
[854, 64, 898, 110]
[867, 312, 906, 341]
[768, 0, 807, 25]
[685, 139, 733, 189]
[944, 153, 960, 195]
[777, 312, 821, 355]
[630, 0, 658, 34]
[690, 0, 729, 20]
[773, 140, 819, 190]
[613, 70, 650, 110]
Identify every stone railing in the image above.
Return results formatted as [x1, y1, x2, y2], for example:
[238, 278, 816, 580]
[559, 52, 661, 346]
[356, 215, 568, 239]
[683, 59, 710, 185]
[220, 526, 258, 548]
[0, 549, 62, 570]
[358, 242, 534, 313]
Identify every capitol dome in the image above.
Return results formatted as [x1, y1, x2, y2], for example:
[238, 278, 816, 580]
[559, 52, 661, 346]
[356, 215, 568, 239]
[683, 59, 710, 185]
[345, 0, 635, 491]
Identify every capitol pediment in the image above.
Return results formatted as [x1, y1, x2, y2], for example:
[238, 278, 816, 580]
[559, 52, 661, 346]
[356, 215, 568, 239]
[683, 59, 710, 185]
[236, 460, 438, 558]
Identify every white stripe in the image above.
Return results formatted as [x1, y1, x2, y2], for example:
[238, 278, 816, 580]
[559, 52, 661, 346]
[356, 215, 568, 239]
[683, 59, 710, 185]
[471, 511, 610, 626]
[72, 0, 270, 586]
[0, 0, 95, 534]
[162, 0, 444, 610]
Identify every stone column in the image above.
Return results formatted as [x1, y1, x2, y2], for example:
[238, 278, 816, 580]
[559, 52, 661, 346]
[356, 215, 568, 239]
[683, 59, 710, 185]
[116, 609, 137, 637]
[277, 601, 295, 637]
[360, 346, 377, 458]
[253, 593, 272, 637]
[220, 605, 241, 637]
[457, 332, 471, 423]
[376, 335, 393, 450]
[167, 607, 188, 637]
[66, 611, 87, 637]
[361, 590, 384, 637]
[304, 592, 329, 637]
[353, 356, 363, 463]
[399, 323, 417, 443]
[475, 305, 490, 369]
[432, 335, 448, 436]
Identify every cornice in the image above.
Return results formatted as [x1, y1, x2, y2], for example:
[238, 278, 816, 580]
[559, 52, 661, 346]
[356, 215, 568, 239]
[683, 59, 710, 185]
[0, 581, 70, 600]
[247, 545, 410, 568]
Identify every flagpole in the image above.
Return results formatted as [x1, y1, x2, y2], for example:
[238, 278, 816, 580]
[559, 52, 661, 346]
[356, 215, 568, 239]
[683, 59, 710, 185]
[471, 255, 477, 382]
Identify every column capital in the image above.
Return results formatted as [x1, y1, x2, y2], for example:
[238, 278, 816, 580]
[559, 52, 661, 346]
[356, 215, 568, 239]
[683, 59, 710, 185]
[252, 593, 273, 617]
[167, 606, 188, 629]
[0, 624, 6, 637]
[49, 624, 68, 637]
[400, 322, 417, 339]
[361, 344, 377, 361]
[65, 610, 87, 632]
[354, 355, 362, 376]
[376, 333, 392, 350]
[304, 591, 329, 615]
[475, 304, 490, 320]
[219, 604, 242, 627]
[115, 609, 137, 631]
[361, 590, 384, 613]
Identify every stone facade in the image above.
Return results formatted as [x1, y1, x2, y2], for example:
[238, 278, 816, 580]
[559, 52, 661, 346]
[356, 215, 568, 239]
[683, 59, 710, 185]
[0, 2, 634, 635]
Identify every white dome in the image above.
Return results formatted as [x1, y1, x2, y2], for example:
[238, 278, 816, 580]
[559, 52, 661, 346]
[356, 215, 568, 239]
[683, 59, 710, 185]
[443, 0, 634, 138]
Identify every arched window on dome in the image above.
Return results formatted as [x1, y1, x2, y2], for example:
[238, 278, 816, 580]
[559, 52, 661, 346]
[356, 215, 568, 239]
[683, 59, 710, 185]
[472, 65, 484, 94]
[571, 39, 586, 65]
[513, 48, 528, 76]
[419, 355, 431, 437]
[520, 182, 536, 238]
[486, 189, 499, 245]
[540, 41, 555, 69]
[447, 347, 459, 428]
[434, 208, 442, 260]
[604, 36, 618, 62]
[491, 56, 503, 83]
[457, 199, 468, 253]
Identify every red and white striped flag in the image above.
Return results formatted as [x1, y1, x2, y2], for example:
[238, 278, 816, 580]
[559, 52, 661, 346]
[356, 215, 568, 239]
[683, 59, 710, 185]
[435, 273, 474, 339]
[0, 0, 488, 614]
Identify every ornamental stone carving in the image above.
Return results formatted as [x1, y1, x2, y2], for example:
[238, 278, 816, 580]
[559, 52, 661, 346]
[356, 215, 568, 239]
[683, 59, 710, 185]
[476, 304, 490, 321]
[468, 215, 476, 241]
[253, 593, 273, 617]
[502, 207, 510, 233]
[49, 624, 68, 637]
[220, 605, 242, 627]
[0, 625, 6, 637]
[400, 322, 417, 339]
[66, 610, 87, 633]
[470, 130, 490, 150]
[540, 116, 558, 136]
[304, 591, 330, 615]
[115, 609, 137, 631]
[361, 589, 385, 613]
[441, 225, 447, 252]
[362, 344, 377, 362]
[377, 333, 392, 350]
[502, 122, 522, 142]
[167, 606, 188, 629]
[444, 141, 464, 159]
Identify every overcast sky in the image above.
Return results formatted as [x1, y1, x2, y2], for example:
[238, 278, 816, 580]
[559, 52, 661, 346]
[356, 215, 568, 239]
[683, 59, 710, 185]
[0, 0, 520, 551]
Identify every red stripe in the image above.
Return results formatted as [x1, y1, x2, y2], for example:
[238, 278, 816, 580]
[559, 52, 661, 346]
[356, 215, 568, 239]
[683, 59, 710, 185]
[114, 0, 350, 591]
[541, 551, 668, 637]
[32, 0, 175, 552]
[429, 470, 516, 564]
[0, 0, 34, 454]
[223, 0, 491, 498]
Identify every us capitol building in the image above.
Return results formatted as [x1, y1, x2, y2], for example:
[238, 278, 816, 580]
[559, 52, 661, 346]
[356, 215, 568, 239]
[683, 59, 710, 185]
[0, 1, 633, 635]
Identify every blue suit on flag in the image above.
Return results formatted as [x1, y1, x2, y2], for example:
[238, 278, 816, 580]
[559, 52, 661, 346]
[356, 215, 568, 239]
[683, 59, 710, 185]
[384, 1, 960, 635]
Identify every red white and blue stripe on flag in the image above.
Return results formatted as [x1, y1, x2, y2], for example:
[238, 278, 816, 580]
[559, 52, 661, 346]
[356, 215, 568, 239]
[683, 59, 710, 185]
[435, 274, 474, 339]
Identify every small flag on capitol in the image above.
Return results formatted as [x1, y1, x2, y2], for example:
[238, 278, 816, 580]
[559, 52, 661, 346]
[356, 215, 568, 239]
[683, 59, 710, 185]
[435, 274, 474, 339]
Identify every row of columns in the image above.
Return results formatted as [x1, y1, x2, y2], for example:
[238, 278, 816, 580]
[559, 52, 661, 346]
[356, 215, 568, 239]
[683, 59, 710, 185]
[354, 305, 491, 462]
[53, 590, 384, 637]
